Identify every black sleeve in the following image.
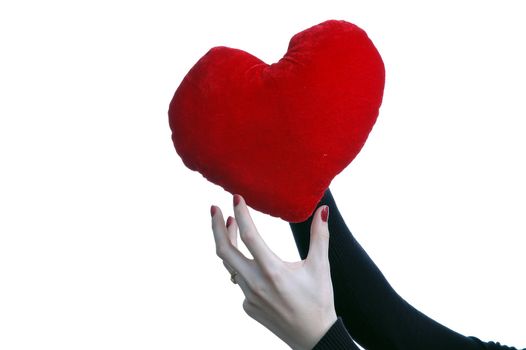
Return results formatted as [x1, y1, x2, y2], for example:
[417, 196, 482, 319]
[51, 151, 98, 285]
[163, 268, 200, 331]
[469, 337, 522, 350]
[289, 188, 523, 350]
[312, 317, 361, 350]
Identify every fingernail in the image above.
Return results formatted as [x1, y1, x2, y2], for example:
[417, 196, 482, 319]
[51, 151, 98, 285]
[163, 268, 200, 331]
[321, 206, 329, 222]
[233, 194, 241, 207]
[210, 205, 217, 217]
[226, 216, 234, 228]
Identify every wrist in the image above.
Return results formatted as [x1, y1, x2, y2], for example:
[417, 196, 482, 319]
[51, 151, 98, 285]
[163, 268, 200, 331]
[295, 312, 338, 350]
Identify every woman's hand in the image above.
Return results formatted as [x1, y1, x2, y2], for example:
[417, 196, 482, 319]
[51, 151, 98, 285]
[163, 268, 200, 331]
[210, 194, 337, 350]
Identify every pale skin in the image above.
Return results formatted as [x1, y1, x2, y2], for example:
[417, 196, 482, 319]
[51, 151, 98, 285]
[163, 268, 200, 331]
[210, 194, 337, 350]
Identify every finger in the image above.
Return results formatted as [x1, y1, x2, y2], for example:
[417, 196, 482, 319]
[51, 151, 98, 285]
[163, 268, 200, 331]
[223, 260, 235, 274]
[211, 206, 254, 297]
[232, 194, 280, 266]
[221, 256, 251, 296]
[211, 205, 252, 277]
[225, 216, 238, 248]
[306, 205, 330, 266]
[223, 217, 239, 272]
[222, 217, 238, 272]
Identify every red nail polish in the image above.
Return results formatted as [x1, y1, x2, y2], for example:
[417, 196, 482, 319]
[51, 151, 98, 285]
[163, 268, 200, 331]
[321, 206, 329, 222]
[226, 216, 234, 228]
[210, 205, 217, 217]
[233, 194, 241, 206]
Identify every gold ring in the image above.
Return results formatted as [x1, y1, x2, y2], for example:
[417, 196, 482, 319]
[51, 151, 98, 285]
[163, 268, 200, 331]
[230, 271, 238, 284]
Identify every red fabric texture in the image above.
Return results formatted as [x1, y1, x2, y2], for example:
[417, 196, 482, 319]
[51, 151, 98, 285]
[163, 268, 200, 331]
[169, 20, 385, 222]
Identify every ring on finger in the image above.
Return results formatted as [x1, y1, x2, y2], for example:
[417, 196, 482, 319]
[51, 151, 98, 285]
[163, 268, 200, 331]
[230, 270, 238, 284]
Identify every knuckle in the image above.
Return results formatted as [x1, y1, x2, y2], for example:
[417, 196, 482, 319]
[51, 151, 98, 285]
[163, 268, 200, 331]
[242, 299, 256, 317]
[242, 301, 251, 316]
[243, 288, 255, 302]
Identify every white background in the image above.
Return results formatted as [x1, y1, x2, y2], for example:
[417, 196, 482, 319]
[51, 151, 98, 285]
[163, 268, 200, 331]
[1, 1, 525, 349]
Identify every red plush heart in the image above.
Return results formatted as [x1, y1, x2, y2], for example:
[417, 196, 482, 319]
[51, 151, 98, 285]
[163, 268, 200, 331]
[169, 20, 385, 222]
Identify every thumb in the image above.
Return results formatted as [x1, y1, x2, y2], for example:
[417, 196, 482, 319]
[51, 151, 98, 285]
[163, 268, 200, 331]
[306, 205, 330, 266]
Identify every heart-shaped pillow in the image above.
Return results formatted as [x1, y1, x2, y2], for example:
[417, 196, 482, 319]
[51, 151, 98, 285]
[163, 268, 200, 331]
[169, 20, 385, 222]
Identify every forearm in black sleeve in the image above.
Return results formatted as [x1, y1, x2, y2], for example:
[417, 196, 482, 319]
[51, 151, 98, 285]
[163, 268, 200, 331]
[289, 188, 522, 350]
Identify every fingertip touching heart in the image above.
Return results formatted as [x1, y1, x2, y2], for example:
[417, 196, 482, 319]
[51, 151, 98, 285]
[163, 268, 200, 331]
[169, 20, 385, 223]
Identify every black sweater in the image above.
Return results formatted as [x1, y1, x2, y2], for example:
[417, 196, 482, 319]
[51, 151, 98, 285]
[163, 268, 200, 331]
[288, 189, 523, 350]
